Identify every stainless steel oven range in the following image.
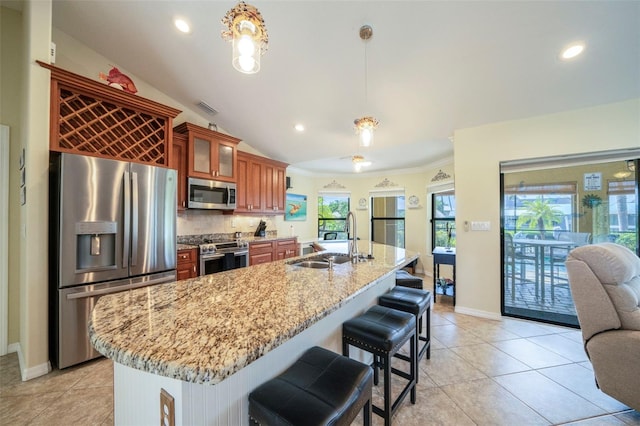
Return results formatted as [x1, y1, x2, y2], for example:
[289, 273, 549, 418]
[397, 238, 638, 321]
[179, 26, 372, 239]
[199, 239, 249, 276]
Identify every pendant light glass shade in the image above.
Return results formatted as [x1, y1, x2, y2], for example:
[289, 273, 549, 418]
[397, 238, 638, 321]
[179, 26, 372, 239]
[354, 25, 378, 146]
[354, 116, 379, 147]
[352, 155, 372, 172]
[233, 21, 261, 73]
[222, 2, 268, 74]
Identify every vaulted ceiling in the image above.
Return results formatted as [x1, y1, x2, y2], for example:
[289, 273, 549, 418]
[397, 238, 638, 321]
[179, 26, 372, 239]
[51, 1, 640, 175]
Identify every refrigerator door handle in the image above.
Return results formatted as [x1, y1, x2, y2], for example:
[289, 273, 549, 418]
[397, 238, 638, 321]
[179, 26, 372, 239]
[66, 276, 174, 300]
[123, 171, 131, 268]
[131, 171, 139, 266]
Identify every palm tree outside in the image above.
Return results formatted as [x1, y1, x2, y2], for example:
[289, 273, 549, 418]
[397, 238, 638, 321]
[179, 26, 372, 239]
[516, 197, 564, 239]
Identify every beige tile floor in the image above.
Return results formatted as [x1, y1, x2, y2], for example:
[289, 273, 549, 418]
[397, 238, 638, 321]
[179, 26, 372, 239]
[1, 297, 639, 425]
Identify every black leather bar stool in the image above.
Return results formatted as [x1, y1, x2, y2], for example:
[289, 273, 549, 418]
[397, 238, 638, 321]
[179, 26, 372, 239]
[378, 287, 431, 382]
[342, 305, 416, 426]
[395, 270, 423, 289]
[248, 346, 373, 426]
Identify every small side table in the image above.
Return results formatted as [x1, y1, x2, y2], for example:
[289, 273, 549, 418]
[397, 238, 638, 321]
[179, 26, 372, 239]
[432, 247, 456, 305]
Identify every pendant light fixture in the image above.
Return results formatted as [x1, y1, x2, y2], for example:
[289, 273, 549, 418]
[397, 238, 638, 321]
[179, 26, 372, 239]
[352, 155, 372, 173]
[354, 25, 379, 147]
[221, 2, 268, 74]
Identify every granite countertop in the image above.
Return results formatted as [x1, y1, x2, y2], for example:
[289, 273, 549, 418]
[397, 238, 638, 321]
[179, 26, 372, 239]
[89, 243, 418, 385]
[176, 234, 296, 248]
[177, 243, 198, 251]
[244, 235, 298, 243]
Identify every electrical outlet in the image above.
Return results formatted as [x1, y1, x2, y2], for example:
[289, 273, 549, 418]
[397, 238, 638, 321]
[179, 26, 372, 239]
[160, 388, 175, 426]
[231, 219, 236, 228]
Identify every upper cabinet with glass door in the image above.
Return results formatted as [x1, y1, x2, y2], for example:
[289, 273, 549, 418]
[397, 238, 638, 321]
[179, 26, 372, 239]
[174, 122, 240, 183]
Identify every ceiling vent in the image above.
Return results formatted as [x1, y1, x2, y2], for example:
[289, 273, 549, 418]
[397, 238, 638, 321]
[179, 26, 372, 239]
[196, 100, 218, 115]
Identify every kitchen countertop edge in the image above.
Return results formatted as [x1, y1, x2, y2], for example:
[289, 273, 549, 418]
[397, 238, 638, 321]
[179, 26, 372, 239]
[89, 244, 419, 385]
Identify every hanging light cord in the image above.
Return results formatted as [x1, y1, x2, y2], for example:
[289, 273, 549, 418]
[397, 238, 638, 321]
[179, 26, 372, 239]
[364, 38, 368, 107]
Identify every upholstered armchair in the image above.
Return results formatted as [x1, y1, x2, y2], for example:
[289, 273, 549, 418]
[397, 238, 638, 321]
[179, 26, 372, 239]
[565, 243, 640, 410]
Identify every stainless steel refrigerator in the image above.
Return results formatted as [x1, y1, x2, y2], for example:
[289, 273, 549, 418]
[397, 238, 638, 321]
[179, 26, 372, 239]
[49, 152, 177, 368]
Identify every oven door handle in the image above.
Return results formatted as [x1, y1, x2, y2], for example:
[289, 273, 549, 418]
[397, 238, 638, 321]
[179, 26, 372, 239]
[201, 254, 225, 260]
[233, 250, 248, 256]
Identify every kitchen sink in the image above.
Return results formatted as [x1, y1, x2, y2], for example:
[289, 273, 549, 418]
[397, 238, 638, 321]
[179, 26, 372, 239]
[288, 253, 352, 269]
[290, 260, 331, 269]
[308, 253, 352, 264]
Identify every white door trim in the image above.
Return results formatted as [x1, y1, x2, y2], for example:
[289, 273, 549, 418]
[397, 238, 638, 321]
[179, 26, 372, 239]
[0, 124, 10, 356]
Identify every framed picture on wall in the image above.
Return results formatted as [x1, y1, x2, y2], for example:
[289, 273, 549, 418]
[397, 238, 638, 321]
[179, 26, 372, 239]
[584, 172, 602, 191]
[285, 193, 307, 221]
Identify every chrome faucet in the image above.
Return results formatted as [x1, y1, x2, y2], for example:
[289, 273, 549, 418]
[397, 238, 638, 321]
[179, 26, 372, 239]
[346, 211, 358, 260]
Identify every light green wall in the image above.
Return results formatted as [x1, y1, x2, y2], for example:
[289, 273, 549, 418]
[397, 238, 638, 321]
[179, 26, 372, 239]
[1, 5, 24, 348]
[16, 0, 52, 375]
[454, 98, 640, 317]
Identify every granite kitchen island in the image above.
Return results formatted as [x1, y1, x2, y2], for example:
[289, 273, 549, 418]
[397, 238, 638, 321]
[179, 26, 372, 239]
[89, 242, 418, 425]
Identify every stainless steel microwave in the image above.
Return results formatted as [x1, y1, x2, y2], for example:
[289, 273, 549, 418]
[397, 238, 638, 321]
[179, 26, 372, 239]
[188, 177, 236, 210]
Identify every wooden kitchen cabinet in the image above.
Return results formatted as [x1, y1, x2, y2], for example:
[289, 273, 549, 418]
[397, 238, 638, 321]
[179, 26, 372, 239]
[177, 248, 198, 280]
[249, 241, 274, 266]
[172, 132, 188, 210]
[236, 153, 263, 213]
[39, 61, 181, 168]
[236, 151, 288, 214]
[249, 238, 298, 265]
[275, 238, 298, 260]
[173, 122, 240, 183]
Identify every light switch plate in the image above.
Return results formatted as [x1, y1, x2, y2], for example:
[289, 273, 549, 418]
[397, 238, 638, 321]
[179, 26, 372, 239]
[471, 221, 491, 231]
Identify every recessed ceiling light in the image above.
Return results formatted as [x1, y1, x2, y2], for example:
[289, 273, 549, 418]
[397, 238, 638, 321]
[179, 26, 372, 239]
[174, 18, 191, 34]
[561, 43, 585, 60]
[294, 124, 305, 132]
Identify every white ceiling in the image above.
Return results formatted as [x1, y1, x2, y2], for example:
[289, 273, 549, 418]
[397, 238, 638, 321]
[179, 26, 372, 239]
[50, 1, 640, 175]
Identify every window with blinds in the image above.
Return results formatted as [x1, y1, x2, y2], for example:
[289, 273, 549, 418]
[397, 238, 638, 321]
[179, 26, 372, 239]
[608, 180, 637, 236]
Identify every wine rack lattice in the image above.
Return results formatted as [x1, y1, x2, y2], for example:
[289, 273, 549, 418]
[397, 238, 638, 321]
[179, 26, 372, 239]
[56, 89, 166, 165]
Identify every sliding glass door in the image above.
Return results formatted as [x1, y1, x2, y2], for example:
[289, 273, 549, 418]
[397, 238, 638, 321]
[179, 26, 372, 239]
[501, 156, 638, 326]
[371, 193, 405, 248]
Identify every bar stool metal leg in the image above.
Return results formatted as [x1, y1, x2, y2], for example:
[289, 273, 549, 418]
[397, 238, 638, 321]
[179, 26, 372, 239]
[343, 306, 416, 426]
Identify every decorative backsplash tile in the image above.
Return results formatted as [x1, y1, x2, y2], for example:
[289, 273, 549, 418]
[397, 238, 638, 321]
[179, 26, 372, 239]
[177, 210, 277, 238]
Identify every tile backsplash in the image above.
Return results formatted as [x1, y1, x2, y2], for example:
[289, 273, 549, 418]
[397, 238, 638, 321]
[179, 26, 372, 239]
[177, 209, 278, 237]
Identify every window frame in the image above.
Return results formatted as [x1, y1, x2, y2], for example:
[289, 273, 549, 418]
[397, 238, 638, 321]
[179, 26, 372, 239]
[431, 190, 456, 250]
[503, 182, 576, 236]
[370, 192, 405, 248]
[317, 193, 350, 239]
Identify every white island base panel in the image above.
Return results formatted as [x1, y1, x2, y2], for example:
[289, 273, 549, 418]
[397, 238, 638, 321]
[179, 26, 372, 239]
[113, 273, 395, 425]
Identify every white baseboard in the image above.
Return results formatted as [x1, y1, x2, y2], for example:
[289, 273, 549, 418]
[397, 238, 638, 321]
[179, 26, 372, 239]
[455, 305, 502, 321]
[23, 360, 51, 381]
[7, 342, 51, 381]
